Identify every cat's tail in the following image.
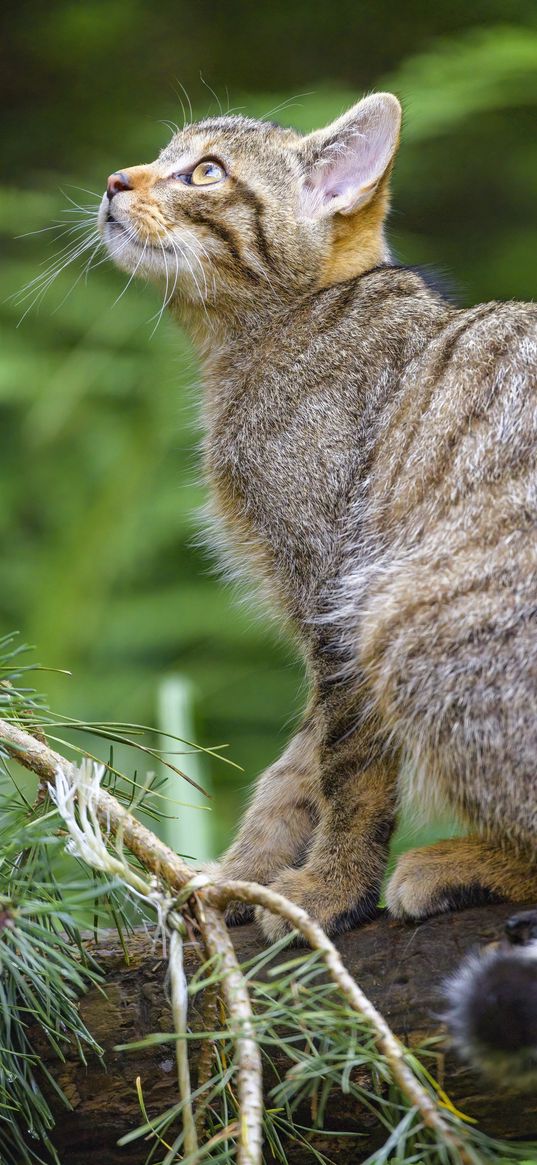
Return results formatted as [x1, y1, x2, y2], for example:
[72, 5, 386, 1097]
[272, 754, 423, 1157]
[444, 910, 537, 1086]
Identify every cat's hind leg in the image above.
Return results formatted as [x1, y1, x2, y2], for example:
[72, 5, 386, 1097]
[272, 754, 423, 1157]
[387, 836, 537, 921]
[361, 537, 537, 925]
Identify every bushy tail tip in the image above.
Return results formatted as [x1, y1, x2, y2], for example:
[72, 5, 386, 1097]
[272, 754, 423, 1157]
[444, 910, 537, 1088]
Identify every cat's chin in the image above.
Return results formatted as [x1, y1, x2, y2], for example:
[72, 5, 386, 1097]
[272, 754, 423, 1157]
[103, 230, 162, 277]
[101, 230, 180, 292]
[97, 205, 162, 279]
[100, 219, 206, 302]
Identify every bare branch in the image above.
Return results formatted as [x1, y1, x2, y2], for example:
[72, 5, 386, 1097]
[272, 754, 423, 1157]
[199, 903, 263, 1165]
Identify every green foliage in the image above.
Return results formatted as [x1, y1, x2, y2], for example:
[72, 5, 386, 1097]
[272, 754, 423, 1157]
[0, 633, 211, 1162]
[388, 25, 537, 140]
[0, 790, 108, 1163]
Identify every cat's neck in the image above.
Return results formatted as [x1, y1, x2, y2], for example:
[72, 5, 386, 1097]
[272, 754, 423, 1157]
[172, 294, 286, 361]
[187, 265, 454, 621]
[184, 264, 451, 383]
[171, 244, 396, 362]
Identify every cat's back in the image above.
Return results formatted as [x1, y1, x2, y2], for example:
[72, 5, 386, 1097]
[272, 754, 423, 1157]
[371, 293, 537, 534]
[359, 295, 537, 729]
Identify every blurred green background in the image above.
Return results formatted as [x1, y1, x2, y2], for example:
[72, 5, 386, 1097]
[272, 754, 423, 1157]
[2, 2, 537, 859]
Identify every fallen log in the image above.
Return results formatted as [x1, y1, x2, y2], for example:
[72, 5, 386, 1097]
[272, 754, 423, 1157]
[36, 904, 537, 1163]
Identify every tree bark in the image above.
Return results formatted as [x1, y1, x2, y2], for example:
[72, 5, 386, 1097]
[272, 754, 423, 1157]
[37, 904, 537, 1163]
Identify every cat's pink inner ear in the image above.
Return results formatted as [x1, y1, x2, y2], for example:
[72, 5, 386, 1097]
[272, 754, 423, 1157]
[300, 93, 401, 220]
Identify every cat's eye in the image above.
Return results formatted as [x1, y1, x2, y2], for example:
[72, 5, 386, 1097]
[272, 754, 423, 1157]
[172, 159, 226, 187]
[191, 160, 225, 185]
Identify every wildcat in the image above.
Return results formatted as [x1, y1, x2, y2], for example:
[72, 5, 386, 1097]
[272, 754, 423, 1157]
[98, 93, 537, 957]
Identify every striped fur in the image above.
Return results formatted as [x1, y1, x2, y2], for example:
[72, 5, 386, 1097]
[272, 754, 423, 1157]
[99, 95, 537, 944]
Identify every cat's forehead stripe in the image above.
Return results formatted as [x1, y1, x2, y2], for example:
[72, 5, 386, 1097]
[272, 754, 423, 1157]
[193, 115, 294, 135]
[166, 116, 302, 155]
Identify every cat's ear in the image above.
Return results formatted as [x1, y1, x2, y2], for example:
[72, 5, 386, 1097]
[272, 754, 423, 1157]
[298, 93, 401, 219]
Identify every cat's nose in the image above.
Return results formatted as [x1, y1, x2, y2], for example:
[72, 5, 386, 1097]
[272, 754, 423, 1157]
[106, 171, 132, 201]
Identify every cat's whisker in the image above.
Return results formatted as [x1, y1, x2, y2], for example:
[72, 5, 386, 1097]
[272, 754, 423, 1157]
[158, 119, 180, 137]
[169, 235, 214, 334]
[110, 231, 149, 308]
[167, 235, 200, 311]
[16, 218, 95, 240]
[12, 229, 100, 312]
[157, 239, 173, 329]
[14, 235, 100, 326]
[167, 242, 183, 310]
[14, 253, 98, 324]
[187, 231, 216, 299]
[82, 247, 121, 277]
[17, 219, 97, 275]
[61, 206, 100, 217]
[32, 225, 100, 270]
[80, 226, 137, 288]
[170, 239, 203, 308]
[175, 231, 210, 301]
[178, 236, 216, 320]
[81, 224, 139, 280]
[61, 201, 99, 212]
[58, 190, 101, 216]
[175, 79, 193, 127]
[175, 90, 188, 131]
[27, 228, 100, 283]
[259, 91, 315, 122]
[148, 240, 176, 338]
[62, 184, 103, 201]
[12, 220, 100, 283]
[199, 73, 223, 117]
[82, 238, 104, 284]
[50, 237, 106, 314]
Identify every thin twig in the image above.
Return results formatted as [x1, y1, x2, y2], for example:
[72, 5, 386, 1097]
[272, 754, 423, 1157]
[195, 979, 220, 1139]
[169, 926, 199, 1157]
[198, 902, 263, 1165]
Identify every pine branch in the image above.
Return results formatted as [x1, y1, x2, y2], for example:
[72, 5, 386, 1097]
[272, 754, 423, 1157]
[0, 717, 264, 1165]
[0, 715, 475, 1165]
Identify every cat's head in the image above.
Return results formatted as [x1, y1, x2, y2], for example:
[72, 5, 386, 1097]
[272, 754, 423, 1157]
[99, 93, 401, 328]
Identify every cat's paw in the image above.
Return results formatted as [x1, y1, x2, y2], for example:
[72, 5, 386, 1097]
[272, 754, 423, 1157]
[196, 860, 255, 926]
[224, 899, 256, 926]
[255, 867, 379, 946]
[386, 849, 500, 921]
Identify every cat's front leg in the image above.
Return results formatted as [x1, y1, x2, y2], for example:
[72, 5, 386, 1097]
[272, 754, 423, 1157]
[211, 719, 321, 924]
[256, 725, 398, 943]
